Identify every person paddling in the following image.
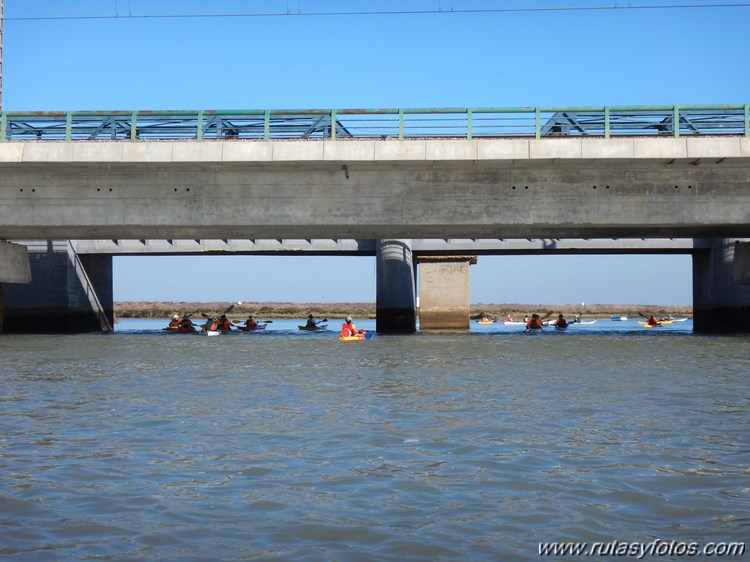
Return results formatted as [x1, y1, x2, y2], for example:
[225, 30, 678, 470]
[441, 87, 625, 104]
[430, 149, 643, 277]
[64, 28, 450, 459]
[305, 314, 319, 328]
[554, 314, 569, 328]
[340, 316, 365, 338]
[244, 314, 259, 330]
[647, 314, 660, 326]
[526, 314, 543, 330]
[179, 315, 196, 332]
[202, 316, 219, 332]
[167, 314, 181, 329]
[216, 314, 233, 331]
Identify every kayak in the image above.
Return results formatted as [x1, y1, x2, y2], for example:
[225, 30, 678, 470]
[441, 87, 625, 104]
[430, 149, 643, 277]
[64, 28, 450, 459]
[504, 321, 525, 326]
[638, 320, 673, 326]
[163, 326, 198, 334]
[298, 323, 328, 331]
[205, 330, 221, 337]
[476, 320, 495, 324]
[338, 332, 373, 341]
[238, 324, 268, 331]
[611, 315, 628, 321]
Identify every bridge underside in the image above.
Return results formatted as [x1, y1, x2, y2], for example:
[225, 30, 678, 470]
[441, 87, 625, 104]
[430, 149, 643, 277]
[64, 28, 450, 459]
[2, 237, 750, 334]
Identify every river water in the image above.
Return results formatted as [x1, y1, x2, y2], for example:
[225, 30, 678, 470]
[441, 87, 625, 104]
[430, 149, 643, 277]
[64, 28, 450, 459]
[1, 319, 748, 561]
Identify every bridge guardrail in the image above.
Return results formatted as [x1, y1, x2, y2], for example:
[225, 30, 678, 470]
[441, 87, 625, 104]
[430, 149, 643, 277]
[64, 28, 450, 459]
[1, 105, 748, 142]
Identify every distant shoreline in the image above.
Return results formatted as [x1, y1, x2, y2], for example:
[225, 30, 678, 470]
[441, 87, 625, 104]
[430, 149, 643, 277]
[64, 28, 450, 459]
[114, 301, 692, 320]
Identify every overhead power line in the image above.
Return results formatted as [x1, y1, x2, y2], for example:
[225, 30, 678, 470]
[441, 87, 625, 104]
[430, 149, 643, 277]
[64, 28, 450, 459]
[6, 2, 750, 21]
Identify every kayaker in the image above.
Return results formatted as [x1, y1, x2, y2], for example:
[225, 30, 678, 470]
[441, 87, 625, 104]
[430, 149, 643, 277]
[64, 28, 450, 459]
[202, 316, 219, 332]
[179, 315, 196, 330]
[480, 313, 489, 322]
[305, 314, 318, 328]
[340, 316, 364, 337]
[554, 314, 569, 328]
[505, 314, 513, 322]
[216, 314, 233, 331]
[526, 314, 543, 330]
[647, 314, 660, 326]
[244, 314, 258, 329]
[167, 315, 181, 329]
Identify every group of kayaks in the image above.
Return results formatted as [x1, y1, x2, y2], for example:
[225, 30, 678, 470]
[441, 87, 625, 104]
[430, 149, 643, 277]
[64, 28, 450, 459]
[475, 311, 689, 331]
[163, 305, 373, 341]
[475, 311, 596, 330]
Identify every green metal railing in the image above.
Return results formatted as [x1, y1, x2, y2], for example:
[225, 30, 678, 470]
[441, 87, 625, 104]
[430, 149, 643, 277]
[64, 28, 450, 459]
[0, 105, 747, 142]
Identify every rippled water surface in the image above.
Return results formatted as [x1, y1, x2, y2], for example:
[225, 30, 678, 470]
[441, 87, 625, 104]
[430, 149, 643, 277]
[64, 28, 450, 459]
[1, 320, 748, 561]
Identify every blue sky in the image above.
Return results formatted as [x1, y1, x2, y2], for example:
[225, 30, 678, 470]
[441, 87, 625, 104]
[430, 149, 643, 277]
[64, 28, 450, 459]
[3, 0, 748, 305]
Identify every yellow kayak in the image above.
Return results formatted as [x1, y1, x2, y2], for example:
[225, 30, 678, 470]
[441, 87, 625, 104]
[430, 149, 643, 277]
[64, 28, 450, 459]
[338, 332, 373, 341]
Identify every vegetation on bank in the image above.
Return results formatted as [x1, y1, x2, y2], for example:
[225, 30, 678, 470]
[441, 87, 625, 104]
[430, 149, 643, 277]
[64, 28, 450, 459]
[115, 301, 693, 320]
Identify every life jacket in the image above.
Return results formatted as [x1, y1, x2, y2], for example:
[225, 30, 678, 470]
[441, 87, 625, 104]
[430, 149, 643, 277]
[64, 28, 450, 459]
[168, 318, 180, 328]
[217, 318, 232, 331]
[647, 317, 659, 326]
[245, 318, 258, 328]
[205, 318, 219, 331]
[555, 317, 568, 328]
[340, 322, 356, 337]
[528, 317, 543, 329]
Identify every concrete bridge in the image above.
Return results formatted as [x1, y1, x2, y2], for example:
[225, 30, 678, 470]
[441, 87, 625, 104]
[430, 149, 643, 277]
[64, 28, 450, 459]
[1, 105, 749, 333]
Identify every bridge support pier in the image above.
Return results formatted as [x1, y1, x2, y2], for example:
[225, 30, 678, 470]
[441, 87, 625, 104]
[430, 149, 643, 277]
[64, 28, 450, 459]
[3, 241, 113, 333]
[376, 239, 416, 334]
[693, 238, 750, 333]
[416, 255, 477, 330]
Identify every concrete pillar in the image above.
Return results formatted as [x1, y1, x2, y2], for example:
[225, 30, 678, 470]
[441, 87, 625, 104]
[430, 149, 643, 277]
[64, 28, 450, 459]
[3, 241, 113, 333]
[376, 239, 416, 334]
[693, 238, 750, 333]
[417, 255, 477, 330]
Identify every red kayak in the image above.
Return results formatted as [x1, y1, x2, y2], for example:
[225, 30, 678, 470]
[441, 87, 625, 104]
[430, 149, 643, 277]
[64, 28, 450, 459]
[237, 323, 268, 331]
[163, 326, 198, 334]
